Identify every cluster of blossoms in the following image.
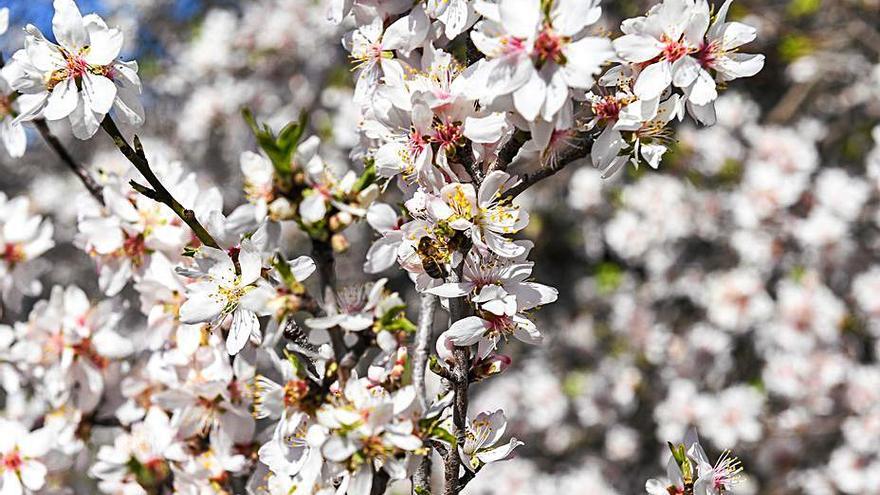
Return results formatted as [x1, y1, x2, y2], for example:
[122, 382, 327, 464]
[0, 0, 772, 494]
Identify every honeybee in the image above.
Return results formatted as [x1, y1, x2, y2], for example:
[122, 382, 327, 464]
[417, 236, 449, 279]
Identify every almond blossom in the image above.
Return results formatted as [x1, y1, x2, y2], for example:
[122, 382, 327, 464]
[4, 0, 142, 138]
[177, 239, 276, 355]
[0, 420, 51, 495]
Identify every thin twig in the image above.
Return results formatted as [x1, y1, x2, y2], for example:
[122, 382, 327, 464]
[443, 266, 471, 495]
[491, 129, 530, 173]
[310, 238, 348, 372]
[414, 293, 438, 411]
[33, 119, 105, 206]
[100, 116, 221, 249]
[500, 133, 593, 201]
[413, 293, 438, 495]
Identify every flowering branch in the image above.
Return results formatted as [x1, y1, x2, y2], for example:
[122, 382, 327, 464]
[99, 116, 221, 250]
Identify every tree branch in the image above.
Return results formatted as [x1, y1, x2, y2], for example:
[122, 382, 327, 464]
[100, 116, 221, 249]
[500, 133, 593, 201]
[443, 266, 471, 495]
[413, 293, 438, 495]
[33, 119, 105, 206]
[490, 129, 530, 173]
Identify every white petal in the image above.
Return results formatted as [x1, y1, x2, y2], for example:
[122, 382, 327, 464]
[179, 291, 225, 324]
[425, 283, 471, 298]
[42, 78, 78, 121]
[633, 61, 672, 100]
[499, 0, 541, 39]
[612, 34, 663, 63]
[444, 316, 491, 346]
[84, 73, 117, 115]
[227, 309, 258, 355]
[52, 0, 87, 49]
[84, 28, 123, 65]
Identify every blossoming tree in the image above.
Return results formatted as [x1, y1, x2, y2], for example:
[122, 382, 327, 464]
[0, 0, 764, 493]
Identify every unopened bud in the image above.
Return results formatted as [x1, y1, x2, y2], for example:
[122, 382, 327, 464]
[331, 233, 349, 253]
[472, 354, 512, 381]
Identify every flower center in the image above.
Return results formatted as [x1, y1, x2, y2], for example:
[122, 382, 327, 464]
[2, 243, 26, 267]
[593, 96, 623, 122]
[534, 27, 567, 66]
[433, 120, 463, 149]
[0, 94, 12, 119]
[2, 451, 22, 471]
[283, 379, 309, 408]
[696, 40, 721, 68]
[661, 35, 691, 63]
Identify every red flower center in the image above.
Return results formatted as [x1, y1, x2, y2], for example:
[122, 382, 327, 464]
[534, 28, 567, 65]
[2, 451, 23, 471]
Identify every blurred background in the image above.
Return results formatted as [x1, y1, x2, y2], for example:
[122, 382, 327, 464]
[2, 0, 880, 493]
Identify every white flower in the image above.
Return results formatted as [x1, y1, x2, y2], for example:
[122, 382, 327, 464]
[177, 239, 274, 355]
[427, 171, 529, 258]
[613, 0, 710, 101]
[469, 0, 613, 148]
[0, 194, 54, 311]
[305, 279, 388, 332]
[458, 410, 523, 472]
[5, 0, 143, 139]
[0, 420, 51, 495]
[0, 76, 26, 158]
[318, 379, 421, 492]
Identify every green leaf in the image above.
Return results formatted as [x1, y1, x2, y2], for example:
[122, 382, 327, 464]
[352, 160, 377, 193]
[242, 108, 309, 178]
[430, 426, 457, 446]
